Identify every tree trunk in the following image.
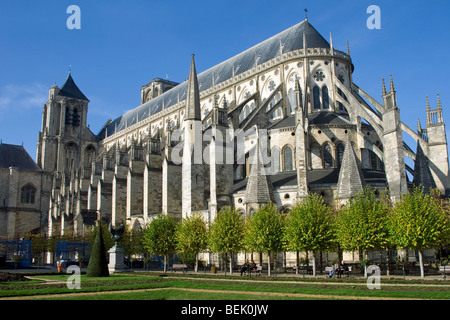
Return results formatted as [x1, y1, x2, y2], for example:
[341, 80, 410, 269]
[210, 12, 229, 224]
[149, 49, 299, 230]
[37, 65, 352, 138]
[296, 251, 299, 275]
[386, 248, 390, 276]
[229, 253, 233, 275]
[164, 254, 167, 273]
[312, 251, 316, 277]
[364, 250, 368, 278]
[418, 249, 425, 278]
[267, 251, 271, 276]
[195, 254, 198, 273]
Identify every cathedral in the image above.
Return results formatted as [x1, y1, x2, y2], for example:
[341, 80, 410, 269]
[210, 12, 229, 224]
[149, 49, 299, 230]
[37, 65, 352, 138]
[1, 18, 449, 241]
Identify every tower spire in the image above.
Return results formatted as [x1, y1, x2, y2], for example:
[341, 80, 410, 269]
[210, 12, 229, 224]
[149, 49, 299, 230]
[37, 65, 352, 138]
[382, 78, 387, 96]
[185, 54, 201, 120]
[346, 40, 350, 56]
[390, 75, 395, 92]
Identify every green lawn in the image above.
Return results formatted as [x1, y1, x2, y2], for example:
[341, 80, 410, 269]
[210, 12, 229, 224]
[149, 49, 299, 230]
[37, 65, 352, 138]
[0, 273, 449, 300]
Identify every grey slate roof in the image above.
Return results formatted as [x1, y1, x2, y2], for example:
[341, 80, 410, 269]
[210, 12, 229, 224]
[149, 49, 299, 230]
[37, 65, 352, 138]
[59, 73, 89, 101]
[99, 19, 330, 139]
[336, 136, 366, 199]
[308, 112, 352, 126]
[0, 143, 42, 172]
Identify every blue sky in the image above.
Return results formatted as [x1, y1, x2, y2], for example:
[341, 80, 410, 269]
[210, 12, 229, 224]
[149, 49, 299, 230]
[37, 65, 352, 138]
[1, 0, 449, 175]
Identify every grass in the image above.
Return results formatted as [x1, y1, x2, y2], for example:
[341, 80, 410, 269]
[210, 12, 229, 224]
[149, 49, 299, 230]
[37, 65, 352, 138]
[0, 272, 449, 300]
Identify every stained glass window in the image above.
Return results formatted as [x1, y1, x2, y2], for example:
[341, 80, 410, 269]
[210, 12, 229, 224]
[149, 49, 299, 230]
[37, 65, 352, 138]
[283, 146, 293, 171]
[313, 86, 321, 109]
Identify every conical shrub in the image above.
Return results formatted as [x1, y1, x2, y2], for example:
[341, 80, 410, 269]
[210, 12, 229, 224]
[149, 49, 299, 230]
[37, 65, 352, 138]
[86, 221, 109, 277]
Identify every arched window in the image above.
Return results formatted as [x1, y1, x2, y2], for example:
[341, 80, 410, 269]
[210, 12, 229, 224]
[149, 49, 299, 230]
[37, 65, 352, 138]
[20, 184, 35, 204]
[322, 86, 329, 109]
[313, 86, 321, 109]
[337, 143, 345, 167]
[288, 89, 296, 114]
[271, 148, 280, 174]
[283, 146, 293, 171]
[323, 143, 333, 168]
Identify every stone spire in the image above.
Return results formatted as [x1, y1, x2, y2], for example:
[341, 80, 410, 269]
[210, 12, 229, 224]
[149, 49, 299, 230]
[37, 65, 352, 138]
[337, 135, 366, 200]
[413, 142, 436, 192]
[185, 54, 201, 120]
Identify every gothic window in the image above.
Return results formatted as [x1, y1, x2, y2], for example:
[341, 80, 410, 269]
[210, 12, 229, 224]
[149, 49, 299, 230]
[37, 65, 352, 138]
[283, 146, 293, 171]
[20, 184, 35, 204]
[313, 86, 321, 109]
[314, 71, 325, 81]
[271, 147, 280, 174]
[268, 80, 276, 91]
[369, 150, 378, 170]
[84, 145, 96, 169]
[337, 143, 345, 167]
[72, 108, 80, 126]
[288, 89, 296, 114]
[338, 74, 345, 84]
[323, 143, 333, 168]
[322, 86, 329, 109]
[65, 107, 71, 125]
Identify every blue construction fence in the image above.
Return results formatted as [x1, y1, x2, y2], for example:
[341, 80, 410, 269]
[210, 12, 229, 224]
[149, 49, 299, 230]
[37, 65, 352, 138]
[0, 240, 32, 268]
[55, 242, 91, 267]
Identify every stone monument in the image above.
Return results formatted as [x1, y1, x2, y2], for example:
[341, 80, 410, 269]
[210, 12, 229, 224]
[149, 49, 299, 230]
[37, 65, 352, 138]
[108, 221, 128, 273]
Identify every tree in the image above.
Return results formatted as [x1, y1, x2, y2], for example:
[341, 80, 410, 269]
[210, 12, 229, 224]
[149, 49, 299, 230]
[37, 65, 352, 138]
[120, 226, 144, 270]
[390, 187, 450, 278]
[142, 213, 178, 272]
[209, 206, 245, 274]
[335, 186, 390, 277]
[244, 203, 284, 276]
[176, 212, 208, 273]
[283, 193, 335, 276]
[86, 220, 110, 277]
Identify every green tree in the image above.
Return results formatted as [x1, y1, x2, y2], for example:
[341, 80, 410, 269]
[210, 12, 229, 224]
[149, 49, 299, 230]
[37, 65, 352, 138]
[120, 226, 144, 270]
[209, 206, 245, 274]
[176, 212, 208, 273]
[244, 203, 284, 276]
[390, 187, 450, 278]
[283, 193, 335, 276]
[142, 213, 178, 272]
[86, 220, 110, 277]
[335, 186, 390, 277]
[25, 233, 48, 267]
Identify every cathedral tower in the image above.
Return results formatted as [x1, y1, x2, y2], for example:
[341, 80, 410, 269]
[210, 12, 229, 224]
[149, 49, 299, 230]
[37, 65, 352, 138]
[182, 55, 206, 218]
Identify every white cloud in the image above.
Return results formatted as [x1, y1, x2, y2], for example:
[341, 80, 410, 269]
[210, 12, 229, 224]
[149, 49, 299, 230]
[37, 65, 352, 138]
[0, 83, 47, 114]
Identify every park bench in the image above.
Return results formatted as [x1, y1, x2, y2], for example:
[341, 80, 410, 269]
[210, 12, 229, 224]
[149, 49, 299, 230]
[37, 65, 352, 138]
[439, 266, 449, 275]
[254, 265, 263, 275]
[325, 266, 352, 278]
[170, 264, 188, 273]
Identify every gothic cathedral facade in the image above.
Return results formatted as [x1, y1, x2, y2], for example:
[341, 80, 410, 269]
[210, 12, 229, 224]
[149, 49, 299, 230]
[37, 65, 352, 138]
[4, 18, 448, 240]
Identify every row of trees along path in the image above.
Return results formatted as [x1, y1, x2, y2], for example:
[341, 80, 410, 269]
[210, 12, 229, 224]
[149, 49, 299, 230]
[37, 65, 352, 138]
[85, 186, 450, 278]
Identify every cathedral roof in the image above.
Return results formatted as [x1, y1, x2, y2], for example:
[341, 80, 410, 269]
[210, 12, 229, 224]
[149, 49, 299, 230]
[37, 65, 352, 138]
[99, 19, 330, 138]
[0, 143, 42, 172]
[59, 73, 89, 101]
